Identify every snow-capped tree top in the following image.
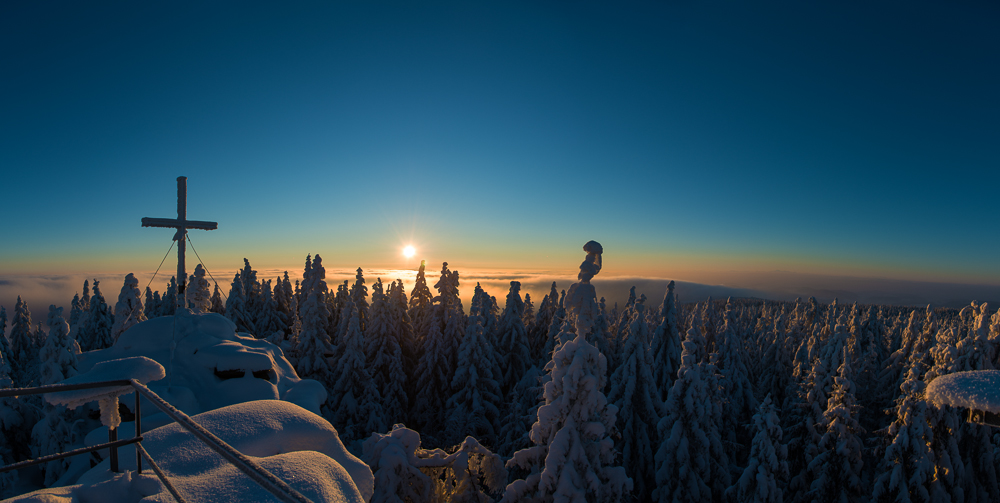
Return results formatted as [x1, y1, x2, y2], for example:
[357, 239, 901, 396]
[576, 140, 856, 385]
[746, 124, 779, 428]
[577, 240, 603, 283]
[565, 241, 604, 335]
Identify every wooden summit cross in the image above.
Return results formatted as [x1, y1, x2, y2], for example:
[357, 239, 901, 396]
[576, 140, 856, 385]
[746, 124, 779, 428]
[142, 176, 218, 310]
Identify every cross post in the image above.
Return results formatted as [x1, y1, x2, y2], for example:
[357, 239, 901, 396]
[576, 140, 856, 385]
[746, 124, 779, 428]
[142, 176, 218, 310]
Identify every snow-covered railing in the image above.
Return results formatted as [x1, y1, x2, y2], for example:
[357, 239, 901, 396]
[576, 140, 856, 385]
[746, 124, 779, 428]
[0, 380, 316, 503]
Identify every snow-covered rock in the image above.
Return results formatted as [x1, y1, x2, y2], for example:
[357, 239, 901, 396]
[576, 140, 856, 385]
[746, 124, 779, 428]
[78, 308, 326, 417]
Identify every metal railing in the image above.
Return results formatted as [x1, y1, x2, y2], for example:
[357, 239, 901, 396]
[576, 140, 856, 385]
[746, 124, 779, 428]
[0, 380, 315, 503]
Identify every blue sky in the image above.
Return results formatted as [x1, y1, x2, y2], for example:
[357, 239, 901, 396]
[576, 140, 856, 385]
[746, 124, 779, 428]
[2, 1, 998, 311]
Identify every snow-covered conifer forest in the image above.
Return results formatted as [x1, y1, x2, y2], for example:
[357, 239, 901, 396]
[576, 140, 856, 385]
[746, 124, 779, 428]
[3, 252, 1000, 503]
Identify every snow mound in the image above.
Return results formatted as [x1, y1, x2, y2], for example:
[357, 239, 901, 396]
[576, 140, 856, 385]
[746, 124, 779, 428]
[78, 400, 373, 502]
[925, 370, 1000, 413]
[45, 356, 165, 409]
[79, 309, 326, 417]
[3, 471, 163, 503]
[9, 401, 372, 502]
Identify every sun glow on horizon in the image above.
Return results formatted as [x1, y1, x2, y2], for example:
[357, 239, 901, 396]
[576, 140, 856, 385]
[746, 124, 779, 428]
[403, 245, 416, 258]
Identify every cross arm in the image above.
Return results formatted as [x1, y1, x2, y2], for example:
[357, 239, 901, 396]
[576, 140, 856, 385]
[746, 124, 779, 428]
[141, 217, 218, 230]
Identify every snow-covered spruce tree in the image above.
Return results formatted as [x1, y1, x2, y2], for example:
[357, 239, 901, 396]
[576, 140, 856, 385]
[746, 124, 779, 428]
[504, 241, 632, 503]
[160, 276, 177, 316]
[497, 281, 531, 397]
[209, 283, 225, 314]
[351, 267, 370, 334]
[256, 280, 288, 342]
[411, 303, 451, 435]
[111, 273, 145, 341]
[871, 363, 942, 503]
[497, 365, 545, 460]
[142, 287, 159, 320]
[8, 296, 36, 386]
[365, 279, 408, 427]
[330, 301, 385, 445]
[649, 280, 681, 401]
[727, 394, 788, 503]
[86, 281, 114, 352]
[388, 280, 418, 394]
[806, 347, 864, 503]
[523, 293, 535, 334]
[408, 260, 435, 342]
[295, 257, 334, 392]
[225, 271, 254, 334]
[185, 264, 211, 313]
[68, 293, 85, 339]
[607, 301, 662, 501]
[654, 314, 728, 503]
[540, 291, 567, 365]
[445, 303, 502, 447]
[239, 258, 262, 327]
[434, 262, 466, 383]
[32, 305, 79, 486]
[528, 282, 560, 363]
[716, 299, 758, 460]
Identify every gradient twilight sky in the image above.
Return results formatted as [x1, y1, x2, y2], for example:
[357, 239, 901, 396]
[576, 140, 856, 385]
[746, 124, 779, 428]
[2, 1, 999, 312]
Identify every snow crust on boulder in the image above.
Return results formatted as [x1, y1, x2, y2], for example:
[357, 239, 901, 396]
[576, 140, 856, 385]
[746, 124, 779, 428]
[8, 401, 373, 503]
[77, 309, 326, 417]
[925, 370, 1000, 413]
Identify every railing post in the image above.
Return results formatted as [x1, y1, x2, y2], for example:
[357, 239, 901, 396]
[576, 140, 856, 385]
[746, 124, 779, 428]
[109, 427, 119, 473]
[135, 392, 143, 474]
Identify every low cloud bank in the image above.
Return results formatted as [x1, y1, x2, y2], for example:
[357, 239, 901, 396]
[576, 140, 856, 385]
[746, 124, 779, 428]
[4, 268, 997, 338]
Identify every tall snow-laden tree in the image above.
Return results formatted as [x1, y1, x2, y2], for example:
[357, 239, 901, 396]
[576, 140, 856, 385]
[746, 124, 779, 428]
[255, 279, 287, 342]
[411, 304, 451, 434]
[728, 394, 788, 503]
[160, 276, 177, 316]
[32, 306, 79, 486]
[429, 262, 465, 393]
[522, 293, 535, 334]
[68, 293, 85, 339]
[111, 273, 145, 340]
[607, 301, 662, 501]
[497, 365, 545, 459]
[89, 281, 115, 351]
[295, 256, 334, 390]
[871, 363, 942, 503]
[142, 287, 158, 320]
[330, 301, 385, 445]
[185, 264, 211, 313]
[365, 279, 408, 426]
[351, 267, 370, 334]
[225, 271, 254, 334]
[408, 260, 434, 340]
[716, 299, 758, 459]
[650, 280, 681, 401]
[388, 280, 417, 391]
[209, 283, 225, 315]
[445, 304, 502, 447]
[528, 282, 559, 362]
[654, 316, 729, 503]
[504, 241, 631, 503]
[8, 297, 35, 386]
[497, 281, 531, 397]
[806, 348, 864, 503]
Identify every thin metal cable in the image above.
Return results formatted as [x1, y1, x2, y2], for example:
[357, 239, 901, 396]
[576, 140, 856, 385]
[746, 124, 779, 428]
[184, 232, 228, 303]
[116, 240, 177, 336]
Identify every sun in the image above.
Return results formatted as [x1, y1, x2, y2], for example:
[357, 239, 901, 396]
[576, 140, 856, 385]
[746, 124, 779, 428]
[403, 245, 416, 258]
